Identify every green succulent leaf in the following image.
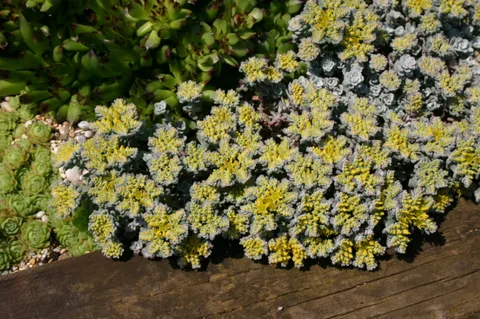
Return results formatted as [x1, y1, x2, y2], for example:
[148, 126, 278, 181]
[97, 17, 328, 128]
[31, 159, 52, 176]
[0, 166, 16, 194]
[5, 194, 36, 217]
[26, 122, 51, 144]
[7, 240, 25, 264]
[0, 112, 18, 133]
[0, 215, 23, 237]
[2, 145, 29, 170]
[21, 221, 50, 250]
[0, 136, 13, 155]
[21, 172, 48, 195]
[0, 248, 10, 271]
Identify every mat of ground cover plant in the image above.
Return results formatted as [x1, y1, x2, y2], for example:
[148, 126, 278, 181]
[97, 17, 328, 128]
[0, 198, 478, 319]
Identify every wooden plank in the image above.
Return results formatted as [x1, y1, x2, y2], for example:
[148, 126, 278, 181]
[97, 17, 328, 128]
[0, 198, 479, 319]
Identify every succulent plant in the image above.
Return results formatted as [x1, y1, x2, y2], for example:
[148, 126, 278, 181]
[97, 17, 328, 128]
[0, 101, 91, 271]
[20, 220, 50, 250]
[52, 0, 480, 271]
[0, 0, 304, 124]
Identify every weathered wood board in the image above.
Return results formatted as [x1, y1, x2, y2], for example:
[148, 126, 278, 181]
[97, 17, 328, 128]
[0, 199, 479, 319]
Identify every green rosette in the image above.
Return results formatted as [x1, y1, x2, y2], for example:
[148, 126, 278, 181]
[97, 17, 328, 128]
[32, 146, 51, 163]
[0, 248, 10, 271]
[26, 122, 51, 144]
[7, 241, 25, 264]
[21, 221, 50, 250]
[21, 171, 48, 195]
[0, 166, 16, 194]
[0, 136, 13, 155]
[12, 124, 26, 140]
[2, 145, 29, 170]
[33, 194, 50, 212]
[55, 223, 98, 256]
[5, 194, 36, 217]
[0, 215, 23, 237]
[0, 112, 18, 133]
[31, 159, 52, 176]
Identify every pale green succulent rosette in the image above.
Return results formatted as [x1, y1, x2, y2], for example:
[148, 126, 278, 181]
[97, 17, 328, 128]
[0, 215, 23, 237]
[26, 122, 51, 145]
[5, 194, 36, 217]
[31, 159, 52, 176]
[0, 248, 10, 271]
[0, 166, 16, 195]
[2, 145, 29, 170]
[7, 241, 25, 264]
[0, 136, 13, 155]
[32, 146, 51, 163]
[21, 171, 48, 195]
[0, 112, 18, 133]
[21, 221, 50, 250]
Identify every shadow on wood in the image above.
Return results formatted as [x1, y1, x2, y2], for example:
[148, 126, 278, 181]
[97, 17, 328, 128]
[0, 199, 479, 319]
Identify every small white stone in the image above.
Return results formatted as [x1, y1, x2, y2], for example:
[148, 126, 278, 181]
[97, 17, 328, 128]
[78, 121, 90, 130]
[84, 130, 93, 138]
[35, 211, 45, 218]
[65, 166, 82, 184]
[60, 249, 67, 254]
[24, 120, 33, 127]
[277, 307, 283, 311]
[59, 126, 69, 136]
[60, 173, 66, 179]
[41, 215, 48, 223]
[53, 247, 61, 253]
[1, 101, 13, 112]
[76, 135, 86, 143]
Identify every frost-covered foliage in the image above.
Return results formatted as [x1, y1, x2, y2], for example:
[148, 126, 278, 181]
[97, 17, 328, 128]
[56, 0, 480, 270]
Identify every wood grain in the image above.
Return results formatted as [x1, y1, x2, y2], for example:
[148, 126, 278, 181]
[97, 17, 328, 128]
[0, 199, 479, 319]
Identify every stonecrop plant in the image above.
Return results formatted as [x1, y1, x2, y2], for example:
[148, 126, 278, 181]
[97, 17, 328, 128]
[51, 0, 480, 270]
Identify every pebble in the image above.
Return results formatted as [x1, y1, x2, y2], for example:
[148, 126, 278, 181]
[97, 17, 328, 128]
[277, 307, 283, 311]
[41, 215, 48, 223]
[69, 130, 76, 138]
[24, 120, 33, 127]
[29, 258, 36, 266]
[76, 135, 86, 143]
[59, 126, 69, 136]
[84, 130, 93, 138]
[60, 249, 67, 255]
[1, 101, 13, 112]
[78, 121, 90, 129]
[65, 167, 82, 184]
[53, 247, 61, 253]
[36, 211, 45, 218]
[1, 271, 9, 275]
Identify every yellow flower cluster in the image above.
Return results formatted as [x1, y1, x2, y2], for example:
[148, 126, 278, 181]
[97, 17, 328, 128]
[115, 174, 162, 217]
[92, 99, 142, 136]
[50, 184, 79, 219]
[82, 135, 137, 174]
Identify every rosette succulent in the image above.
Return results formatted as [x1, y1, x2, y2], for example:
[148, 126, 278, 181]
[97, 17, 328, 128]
[20, 221, 50, 250]
[0, 106, 56, 271]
